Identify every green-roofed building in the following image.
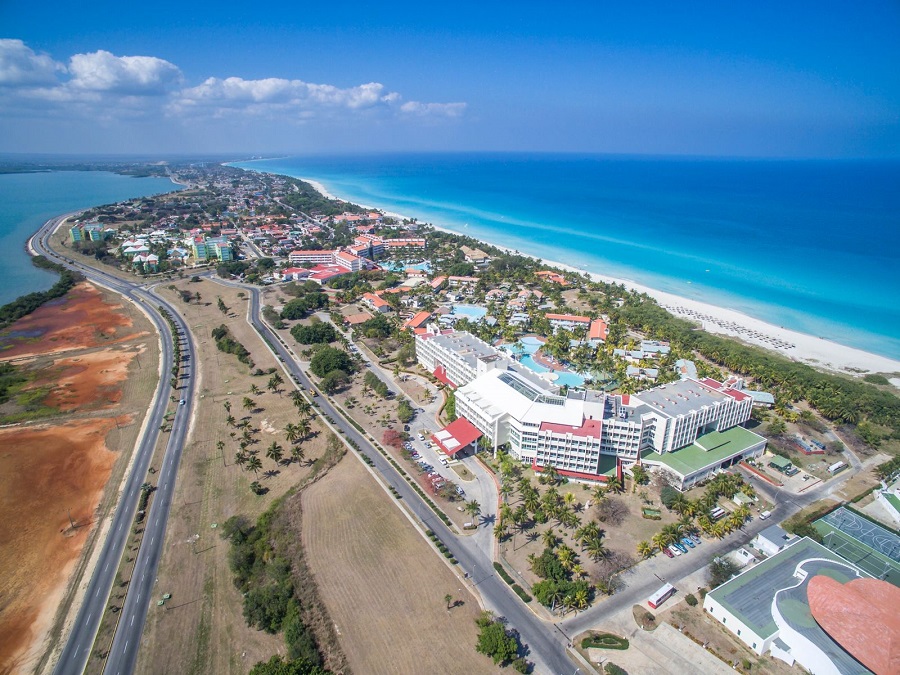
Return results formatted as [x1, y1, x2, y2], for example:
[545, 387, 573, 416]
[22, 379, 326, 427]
[704, 537, 873, 674]
[642, 425, 766, 490]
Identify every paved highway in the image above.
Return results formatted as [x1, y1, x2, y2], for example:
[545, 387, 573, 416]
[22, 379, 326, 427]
[29, 215, 197, 675]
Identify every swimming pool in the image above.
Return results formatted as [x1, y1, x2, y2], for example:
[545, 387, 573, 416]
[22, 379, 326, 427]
[450, 304, 487, 320]
[386, 260, 432, 273]
[500, 337, 586, 387]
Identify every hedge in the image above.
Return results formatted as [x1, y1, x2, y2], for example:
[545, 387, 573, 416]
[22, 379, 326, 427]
[581, 633, 630, 650]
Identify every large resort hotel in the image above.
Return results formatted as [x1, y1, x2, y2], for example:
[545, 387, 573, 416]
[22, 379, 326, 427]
[416, 329, 766, 490]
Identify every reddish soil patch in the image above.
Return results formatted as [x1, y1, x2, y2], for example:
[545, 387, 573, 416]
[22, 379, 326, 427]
[0, 283, 146, 360]
[0, 418, 119, 675]
[35, 347, 141, 412]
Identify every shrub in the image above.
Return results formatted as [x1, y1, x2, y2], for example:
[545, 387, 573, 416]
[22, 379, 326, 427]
[581, 633, 629, 650]
[684, 593, 698, 607]
[604, 664, 628, 675]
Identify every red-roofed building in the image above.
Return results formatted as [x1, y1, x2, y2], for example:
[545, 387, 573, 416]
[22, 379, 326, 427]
[334, 250, 363, 272]
[343, 312, 374, 325]
[280, 267, 311, 281]
[431, 417, 483, 457]
[545, 313, 591, 330]
[540, 418, 603, 439]
[432, 365, 456, 388]
[429, 275, 447, 291]
[403, 311, 431, 331]
[536, 270, 568, 285]
[448, 275, 478, 286]
[808, 576, 900, 675]
[588, 318, 609, 343]
[307, 265, 349, 284]
[362, 292, 392, 313]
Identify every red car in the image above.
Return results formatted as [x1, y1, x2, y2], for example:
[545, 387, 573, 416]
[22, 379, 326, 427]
[663, 547, 674, 558]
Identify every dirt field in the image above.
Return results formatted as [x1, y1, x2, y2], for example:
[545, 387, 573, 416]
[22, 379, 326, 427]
[135, 279, 334, 675]
[658, 599, 799, 675]
[0, 282, 159, 675]
[301, 455, 500, 675]
[0, 283, 147, 360]
[0, 420, 118, 674]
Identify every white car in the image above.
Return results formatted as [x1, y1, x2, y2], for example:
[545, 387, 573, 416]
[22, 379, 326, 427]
[179, 399, 186, 406]
[417, 433, 425, 441]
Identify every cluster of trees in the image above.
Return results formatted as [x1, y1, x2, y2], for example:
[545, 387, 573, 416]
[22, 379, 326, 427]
[281, 291, 329, 321]
[528, 540, 593, 612]
[216, 260, 250, 278]
[221, 508, 325, 671]
[355, 313, 392, 339]
[474, 611, 528, 671]
[0, 256, 83, 330]
[211, 324, 253, 367]
[615, 296, 900, 435]
[310, 345, 354, 394]
[290, 321, 336, 345]
[397, 399, 414, 423]
[363, 370, 389, 398]
[708, 557, 740, 589]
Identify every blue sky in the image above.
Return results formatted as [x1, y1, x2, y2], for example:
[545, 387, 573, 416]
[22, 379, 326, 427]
[1, 1, 898, 157]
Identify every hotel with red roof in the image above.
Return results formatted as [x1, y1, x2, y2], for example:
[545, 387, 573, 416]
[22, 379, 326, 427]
[418, 329, 765, 489]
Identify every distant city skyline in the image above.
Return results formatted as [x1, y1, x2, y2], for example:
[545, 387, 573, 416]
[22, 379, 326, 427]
[1, 1, 898, 158]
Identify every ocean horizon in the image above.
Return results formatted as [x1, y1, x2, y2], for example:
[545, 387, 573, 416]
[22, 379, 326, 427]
[0, 170, 179, 306]
[230, 153, 900, 363]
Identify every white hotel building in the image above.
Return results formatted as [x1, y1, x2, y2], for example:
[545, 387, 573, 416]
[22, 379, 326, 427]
[416, 329, 764, 489]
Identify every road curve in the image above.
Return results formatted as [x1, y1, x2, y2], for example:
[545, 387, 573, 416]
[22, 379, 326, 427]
[29, 215, 196, 675]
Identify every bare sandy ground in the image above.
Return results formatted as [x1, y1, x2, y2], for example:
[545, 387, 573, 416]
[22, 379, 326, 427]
[0, 419, 119, 675]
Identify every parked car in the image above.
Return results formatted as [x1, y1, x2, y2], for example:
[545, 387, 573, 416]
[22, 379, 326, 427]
[682, 537, 695, 549]
[663, 547, 675, 558]
[668, 546, 682, 557]
[440, 458, 449, 466]
[456, 487, 465, 496]
[417, 433, 425, 441]
[690, 534, 702, 545]
[673, 542, 688, 554]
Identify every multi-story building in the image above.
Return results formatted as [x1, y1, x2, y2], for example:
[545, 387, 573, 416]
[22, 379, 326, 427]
[288, 249, 338, 266]
[419, 330, 764, 489]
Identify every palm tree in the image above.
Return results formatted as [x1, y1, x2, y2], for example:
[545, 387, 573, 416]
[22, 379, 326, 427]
[571, 563, 586, 580]
[556, 545, 575, 570]
[246, 456, 262, 475]
[572, 587, 589, 611]
[290, 445, 305, 464]
[216, 440, 225, 455]
[249, 384, 262, 396]
[651, 533, 669, 553]
[464, 500, 481, 518]
[267, 377, 280, 394]
[591, 484, 606, 502]
[223, 400, 231, 413]
[296, 418, 311, 439]
[563, 492, 577, 508]
[266, 442, 284, 464]
[523, 490, 540, 514]
[493, 522, 508, 541]
[225, 414, 236, 427]
[585, 537, 607, 562]
[637, 541, 654, 559]
[234, 451, 248, 467]
[284, 423, 300, 444]
[289, 389, 304, 406]
[242, 396, 255, 412]
[542, 528, 559, 550]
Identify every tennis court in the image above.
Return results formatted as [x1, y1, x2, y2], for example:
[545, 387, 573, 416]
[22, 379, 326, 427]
[814, 507, 900, 585]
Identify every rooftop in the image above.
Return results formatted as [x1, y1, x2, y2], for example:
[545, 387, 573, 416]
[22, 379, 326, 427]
[642, 425, 765, 477]
[708, 537, 870, 673]
[637, 378, 729, 417]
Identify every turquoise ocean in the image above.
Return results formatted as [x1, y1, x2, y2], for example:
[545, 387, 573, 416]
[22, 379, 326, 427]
[231, 154, 900, 362]
[0, 171, 178, 306]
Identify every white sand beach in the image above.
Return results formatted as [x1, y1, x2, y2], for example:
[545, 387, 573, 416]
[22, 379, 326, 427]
[299, 175, 900, 377]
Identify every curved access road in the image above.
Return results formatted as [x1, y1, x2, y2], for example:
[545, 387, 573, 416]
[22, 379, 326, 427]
[30, 214, 197, 675]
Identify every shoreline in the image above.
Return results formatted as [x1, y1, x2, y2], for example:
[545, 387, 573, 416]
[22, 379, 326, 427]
[238, 166, 900, 377]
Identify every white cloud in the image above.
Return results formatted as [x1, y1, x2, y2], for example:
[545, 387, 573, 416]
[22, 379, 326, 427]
[400, 101, 467, 117]
[0, 39, 465, 128]
[68, 50, 182, 95]
[0, 39, 65, 87]
[172, 77, 396, 115]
